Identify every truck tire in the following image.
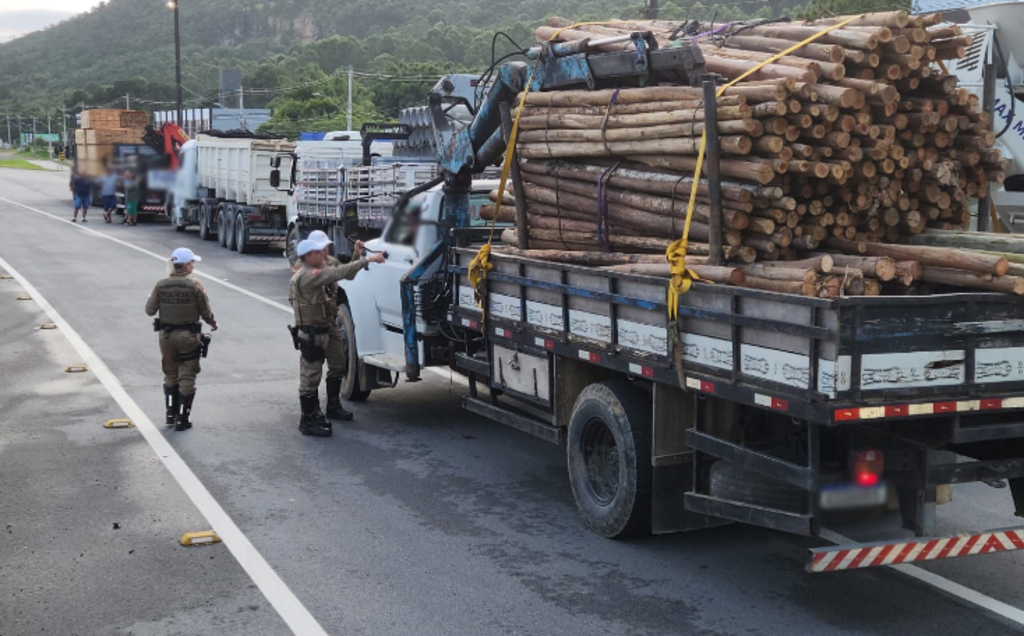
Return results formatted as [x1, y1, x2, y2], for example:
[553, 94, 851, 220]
[199, 202, 215, 241]
[217, 207, 229, 247]
[236, 212, 253, 254]
[225, 207, 238, 251]
[337, 304, 371, 401]
[709, 460, 807, 513]
[567, 380, 652, 539]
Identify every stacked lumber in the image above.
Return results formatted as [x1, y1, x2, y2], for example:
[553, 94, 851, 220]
[75, 109, 149, 177]
[484, 11, 1015, 296]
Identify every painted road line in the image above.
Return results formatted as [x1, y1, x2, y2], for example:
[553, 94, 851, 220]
[819, 529, 1024, 628]
[0, 197, 292, 313]
[0, 195, 464, 386]
[0, 255, 328, 636]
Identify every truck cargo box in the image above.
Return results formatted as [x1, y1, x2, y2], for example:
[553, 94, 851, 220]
[194, 135, 294, 207]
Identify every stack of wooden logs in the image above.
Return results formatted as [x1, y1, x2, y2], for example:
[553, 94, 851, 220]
[481, 11, 1017, 295]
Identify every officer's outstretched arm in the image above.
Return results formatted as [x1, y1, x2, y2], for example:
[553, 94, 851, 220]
[308, 258, 369, 285]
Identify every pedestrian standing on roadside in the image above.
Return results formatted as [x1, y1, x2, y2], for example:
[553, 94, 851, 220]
[145, 248, 218, 431]
[96, 168, 119, 224]
[123, 171, 140, 226]
[70, 168, 92, 223]
[289, 235, 384, 437]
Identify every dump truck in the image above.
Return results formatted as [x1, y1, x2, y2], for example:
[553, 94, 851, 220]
[169, 132, 295, 253]
[330, 20, 1024, 574]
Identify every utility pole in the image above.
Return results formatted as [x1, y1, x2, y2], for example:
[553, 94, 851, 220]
[32, 116, 37, 146]
[5, 113, 10, 148]
[171, 0, 183, 125]
[47, 112, 52, 161]
[61, 106, 67, 147]
[125, 93, 130, 110]
[347, 64, 353, 132]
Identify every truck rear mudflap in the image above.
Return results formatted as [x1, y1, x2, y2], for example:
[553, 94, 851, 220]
[808, 527, 1024, 573]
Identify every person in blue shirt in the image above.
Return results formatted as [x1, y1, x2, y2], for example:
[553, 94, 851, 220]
[96, 169, 120, 224]
[70, 168, 93, 223]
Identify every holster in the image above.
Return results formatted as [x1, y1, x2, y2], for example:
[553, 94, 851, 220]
[200, 334, 212, 358]
[153, 318, 162, 332]
[293, 325, 328, 363]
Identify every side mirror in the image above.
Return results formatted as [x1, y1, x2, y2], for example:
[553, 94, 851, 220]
[270, 169, 281, 189]
[270, 156, 281, 168]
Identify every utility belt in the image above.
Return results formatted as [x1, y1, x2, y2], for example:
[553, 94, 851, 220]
[288, 324, 329, 362]
[153, 319, 201, 334]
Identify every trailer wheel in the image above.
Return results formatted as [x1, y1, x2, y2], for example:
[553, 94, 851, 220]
[567, 381, 652, 539]
[236, 212, 254, 254]
[217, 207, 229, 247]
[225, 208, 238, 251]
[709, 460, 806, 513]
[199, 202, 215, 241]
[338, 304, 371, 401]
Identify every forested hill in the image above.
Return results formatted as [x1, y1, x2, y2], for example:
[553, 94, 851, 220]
[0, 0, 905, 131]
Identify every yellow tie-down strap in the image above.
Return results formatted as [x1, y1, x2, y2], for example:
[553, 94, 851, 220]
[666, 13, 867, 319]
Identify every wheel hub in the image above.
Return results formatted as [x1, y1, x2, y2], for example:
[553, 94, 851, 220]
[581, 417, 619, 505]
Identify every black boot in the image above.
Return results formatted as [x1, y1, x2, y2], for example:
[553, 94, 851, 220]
[299, 393, 332, 437]
[164, 385, 179, 427]
[325, 378, 353, 421]
[175, 392, 195, 431]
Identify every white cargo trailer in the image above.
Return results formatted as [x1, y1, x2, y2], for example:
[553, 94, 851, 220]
[169, 134, 295, 253]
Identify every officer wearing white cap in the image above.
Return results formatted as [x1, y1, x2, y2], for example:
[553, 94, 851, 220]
[145, 247, 218, 431]
[289, 234, 384, 436]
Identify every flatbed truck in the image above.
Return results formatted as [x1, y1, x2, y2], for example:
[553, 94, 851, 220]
[333, 26, 1024, 572]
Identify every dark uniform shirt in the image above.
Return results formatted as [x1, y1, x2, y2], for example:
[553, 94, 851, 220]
[289, 258, 367, 327]
[145, 271, 216, 325]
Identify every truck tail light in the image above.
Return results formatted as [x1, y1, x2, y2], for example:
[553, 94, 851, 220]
[851, 449, 884, 487]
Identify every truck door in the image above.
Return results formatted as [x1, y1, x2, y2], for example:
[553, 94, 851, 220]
[364, 193, 436, 329]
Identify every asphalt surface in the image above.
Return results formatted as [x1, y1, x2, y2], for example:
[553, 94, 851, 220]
[2, 166, 1024, 635]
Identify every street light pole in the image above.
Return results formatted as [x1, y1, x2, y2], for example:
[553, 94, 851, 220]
[170, 0, 183, 125]
[347, 64, 353, 132]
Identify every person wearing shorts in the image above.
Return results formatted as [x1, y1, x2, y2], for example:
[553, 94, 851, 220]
[123, 171, 140, 226]
[96, 169, 119, 223]
[70, 170, 92, 222]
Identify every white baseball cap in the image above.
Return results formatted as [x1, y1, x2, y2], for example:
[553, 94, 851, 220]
[171, 247, 201, 264]
[296, 239, 320, 257]
[308, 230, 333, 245]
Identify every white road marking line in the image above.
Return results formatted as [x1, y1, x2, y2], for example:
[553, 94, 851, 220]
[0, 195, 463, 386]
[0, 197, 292, 313]
[819, 529, 1024, 627]
[0, 255, 328, 636]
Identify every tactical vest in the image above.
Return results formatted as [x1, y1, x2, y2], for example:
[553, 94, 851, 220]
[290, 269, 328, 326]
[154, 277, 201, 324]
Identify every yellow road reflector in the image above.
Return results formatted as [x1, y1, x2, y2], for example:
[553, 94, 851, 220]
[65, 365, 88, 373]
[40, 323, 57, 330]
[16, 294, 31, 300]
[180, 530, 221, 546]
[104, 419, 134, 429]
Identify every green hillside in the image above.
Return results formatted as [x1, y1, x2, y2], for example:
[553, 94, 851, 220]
[0, 0, 905, 138]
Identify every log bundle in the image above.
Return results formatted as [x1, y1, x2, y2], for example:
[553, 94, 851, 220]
[485, 11, 1017, 297]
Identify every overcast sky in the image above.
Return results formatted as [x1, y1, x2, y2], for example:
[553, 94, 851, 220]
[0, 1, 100, 41]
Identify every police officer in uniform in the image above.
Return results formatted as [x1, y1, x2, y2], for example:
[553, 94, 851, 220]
[145, 248, 218, 431]
[290, 235, 384, 436]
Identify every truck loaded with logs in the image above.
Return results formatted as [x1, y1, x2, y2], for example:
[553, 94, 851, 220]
[331, 10, 1024, 572]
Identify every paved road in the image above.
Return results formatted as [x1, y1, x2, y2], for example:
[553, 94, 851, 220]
[2, 166, 1024, 635]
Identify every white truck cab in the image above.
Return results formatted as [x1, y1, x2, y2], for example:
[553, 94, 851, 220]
[336, 181, 497, 397]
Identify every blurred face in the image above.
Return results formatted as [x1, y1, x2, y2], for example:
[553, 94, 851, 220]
[303, 251, 325, 268]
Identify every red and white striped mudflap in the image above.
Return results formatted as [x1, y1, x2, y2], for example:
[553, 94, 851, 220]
[808, 527, 1024, 573]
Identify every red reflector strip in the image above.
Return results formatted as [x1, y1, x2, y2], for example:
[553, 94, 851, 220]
[684, 377, 715, 393]
[884, 404, 908, 417]
[578, 350, 600, 363]
[981, 399, 1002, 410]
[809, 528, 1024, 573]
[628, 363, 655, 378]
[934, 401, 958, 413]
